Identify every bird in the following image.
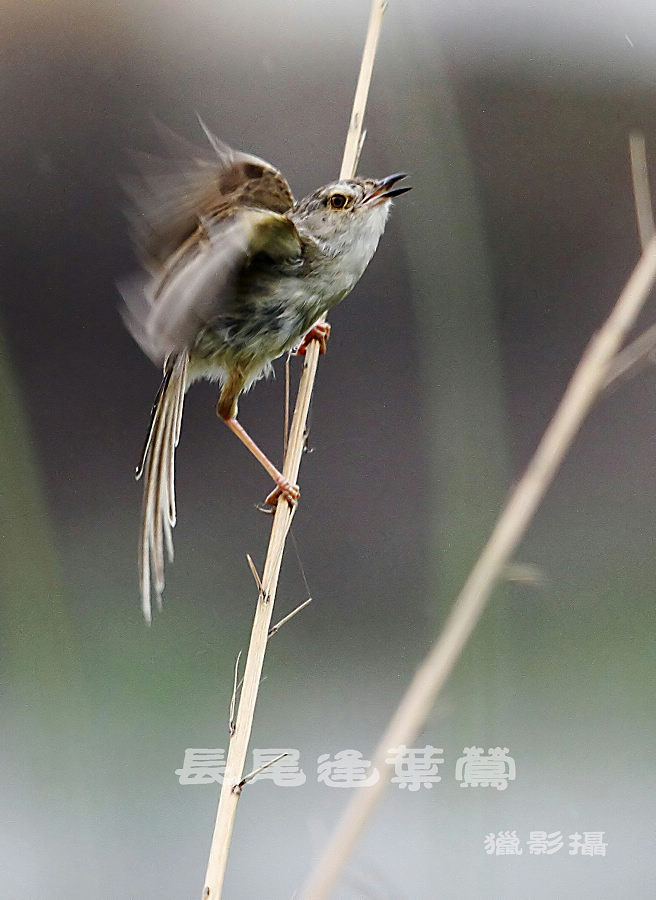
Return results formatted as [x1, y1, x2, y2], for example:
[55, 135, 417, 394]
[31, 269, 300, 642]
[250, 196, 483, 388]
[120, 120, 410, 622]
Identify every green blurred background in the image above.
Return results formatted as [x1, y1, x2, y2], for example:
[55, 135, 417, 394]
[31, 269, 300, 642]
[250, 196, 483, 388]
[2, 0, 655, 896]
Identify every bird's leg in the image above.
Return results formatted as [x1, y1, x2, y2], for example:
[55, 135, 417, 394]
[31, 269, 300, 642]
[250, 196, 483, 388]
[218, 371, 299, 507]
[295, 321, 331, 356]
[220, 414, 300, 506]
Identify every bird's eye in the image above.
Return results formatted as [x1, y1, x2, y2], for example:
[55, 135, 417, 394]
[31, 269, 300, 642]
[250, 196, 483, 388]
[329, 193, 349, 210]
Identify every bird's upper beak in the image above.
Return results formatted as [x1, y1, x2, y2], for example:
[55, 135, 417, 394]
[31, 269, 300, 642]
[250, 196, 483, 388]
[364, 173, 411, 206]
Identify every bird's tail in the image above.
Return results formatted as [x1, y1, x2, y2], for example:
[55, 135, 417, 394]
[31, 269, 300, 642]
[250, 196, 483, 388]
[137, 352, 189, 623]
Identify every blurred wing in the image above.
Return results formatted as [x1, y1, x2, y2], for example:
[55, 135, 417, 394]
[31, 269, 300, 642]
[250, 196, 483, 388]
[123, 119, 295, 271]
[120, 208, 302, 364]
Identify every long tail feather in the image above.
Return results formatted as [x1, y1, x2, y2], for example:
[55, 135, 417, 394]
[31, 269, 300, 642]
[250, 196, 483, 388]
[136, 366, 172, 480]
[138, 353, 188, 623]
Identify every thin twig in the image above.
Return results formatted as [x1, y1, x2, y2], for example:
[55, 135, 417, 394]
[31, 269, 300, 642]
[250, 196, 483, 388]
[234, 751, 288, 793]
[268, 598, 312, 638]
[201, 3, 387, 897]
[301, 148, 656, 898]
[228, 651, 242, 737]
[245, 553, 264, 595]
[289, 528, 313, 599]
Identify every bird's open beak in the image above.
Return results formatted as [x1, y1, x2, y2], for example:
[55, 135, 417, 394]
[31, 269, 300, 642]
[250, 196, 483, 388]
[364, 173, 411, 206]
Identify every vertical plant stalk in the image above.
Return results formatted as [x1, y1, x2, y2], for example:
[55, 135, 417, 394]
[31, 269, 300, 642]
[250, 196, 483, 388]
[201, 3, 388, 898]
[302, 142, 656, 898]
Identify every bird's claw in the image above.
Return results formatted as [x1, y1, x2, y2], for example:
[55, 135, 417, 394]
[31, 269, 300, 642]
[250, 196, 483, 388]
[296, 321, 331, 356]
[265, 476, 300, 508]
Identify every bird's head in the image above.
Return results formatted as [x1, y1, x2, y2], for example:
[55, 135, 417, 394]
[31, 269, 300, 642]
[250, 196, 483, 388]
[292, 173, 410, 257]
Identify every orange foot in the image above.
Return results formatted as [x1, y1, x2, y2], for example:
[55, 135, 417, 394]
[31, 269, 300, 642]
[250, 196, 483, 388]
[296, 321, 331, 356]
[265, 475, 300, 507]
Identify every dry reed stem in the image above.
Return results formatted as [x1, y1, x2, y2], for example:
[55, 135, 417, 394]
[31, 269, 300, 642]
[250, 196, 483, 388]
[201, 3, 388, 897]
[630, 132, 654, 250]
[302, 143, 656, 898]
[604, 132, 656, 389]
[340, 3, 387, 181]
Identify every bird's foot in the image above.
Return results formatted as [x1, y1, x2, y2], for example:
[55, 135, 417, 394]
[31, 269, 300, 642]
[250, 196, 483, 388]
[265, 475, 300, 508]
[296, 321, 331, 356]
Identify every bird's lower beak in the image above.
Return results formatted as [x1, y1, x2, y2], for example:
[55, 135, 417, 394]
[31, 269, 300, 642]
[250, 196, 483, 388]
[365, 173, 411, 205]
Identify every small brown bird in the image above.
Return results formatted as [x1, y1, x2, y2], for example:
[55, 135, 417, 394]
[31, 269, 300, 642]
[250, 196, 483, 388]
[121, 121, 409, 622]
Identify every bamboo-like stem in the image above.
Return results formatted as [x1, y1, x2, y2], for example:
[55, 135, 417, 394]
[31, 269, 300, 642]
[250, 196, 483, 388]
[201, 3, 387, 897]
[302, 146, 656, 898]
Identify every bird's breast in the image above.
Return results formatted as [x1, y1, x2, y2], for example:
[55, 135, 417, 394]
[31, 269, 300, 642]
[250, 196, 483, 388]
[188, 237, 368, 377]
